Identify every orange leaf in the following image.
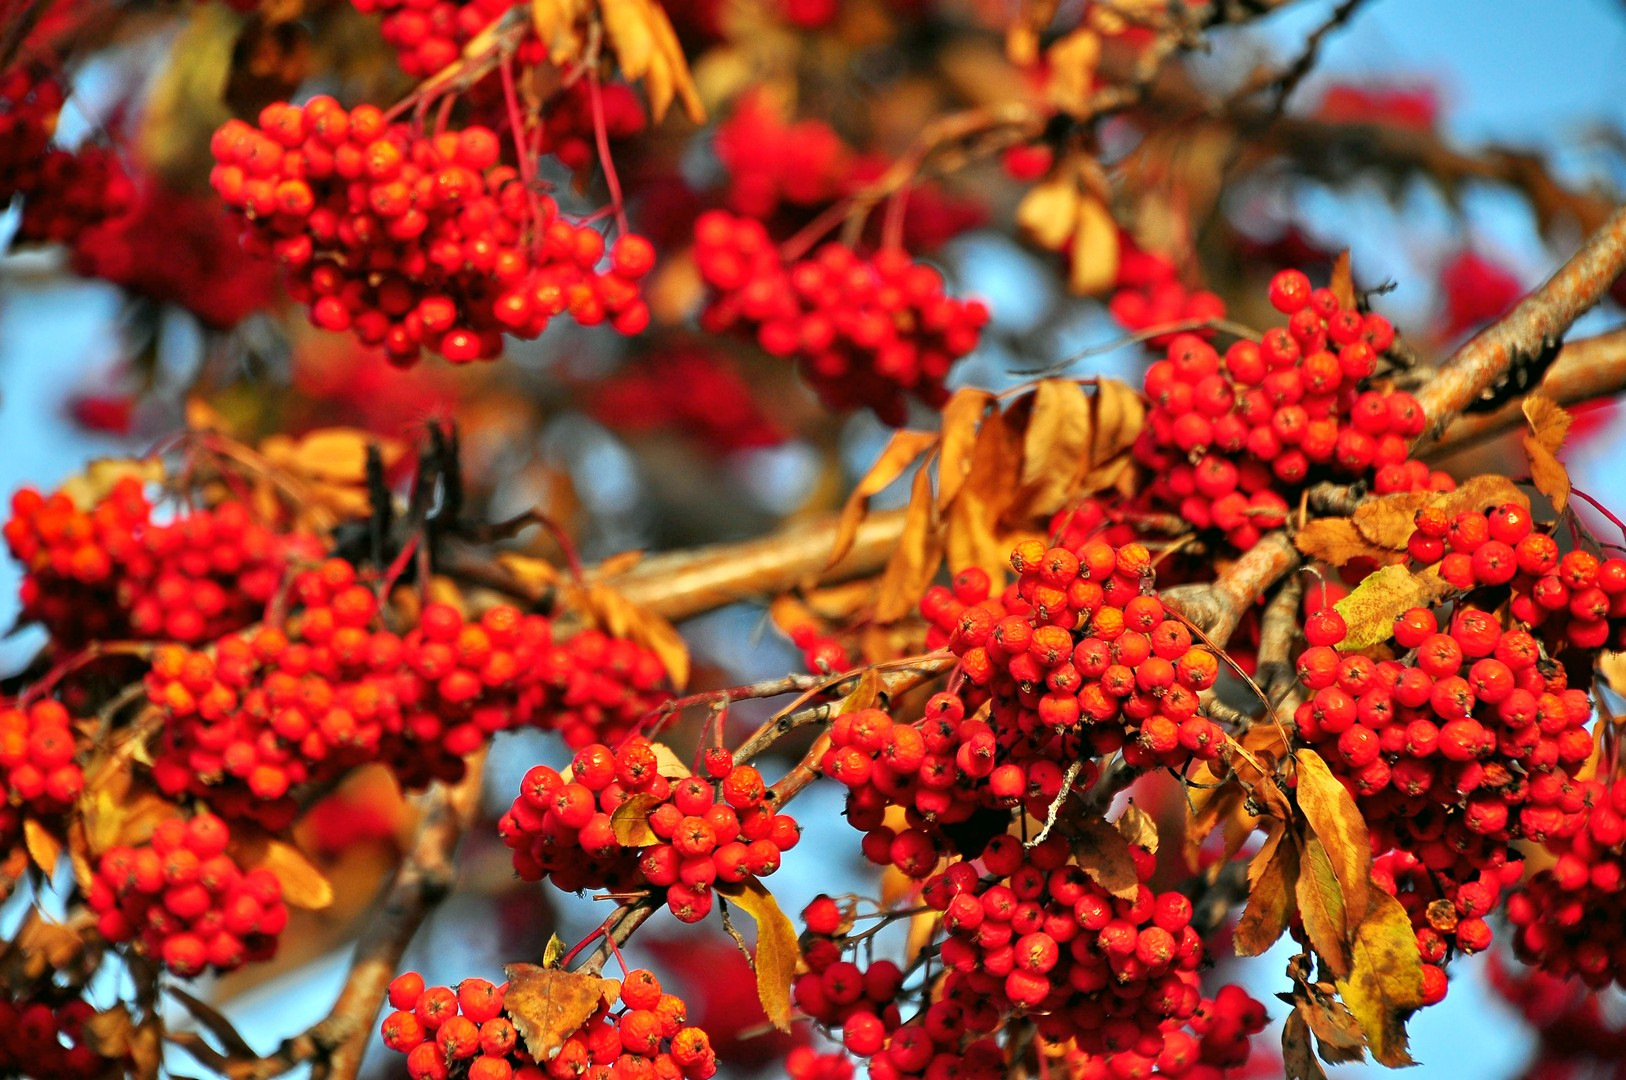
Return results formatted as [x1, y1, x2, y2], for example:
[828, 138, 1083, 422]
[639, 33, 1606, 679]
[1019, 380, 1094, 516]
[1070, 816, 1138, 900]
[1328, 251, 1356, 310]
[1282, 1010, 1329, 1080]
[936, 388, 995, 511]
[1295, 519, 1403, 568]
[1295, 834, 1351, 979]
[875, 466, 944, 623]
[1234, 823, 1298, 956]
[1115, 804, 1158, 854]
[237, 836, 334, 910]
[1044, 28, 1101, 116]
[716, 877, 800, 1032]
[504, 964, 619, 1061]
[1522, 394, 1573, 512]
[1335, 891, 1427, 1067]
[1294, 749, 1372, 938]
[23, 819, 61, 877]
[609, 793, 662, 846]
[1069, 193, 1120, 296]
[945, 409, 1024, 585]
[829, 430, 938, 568]
[1015, 174, 1081, 252]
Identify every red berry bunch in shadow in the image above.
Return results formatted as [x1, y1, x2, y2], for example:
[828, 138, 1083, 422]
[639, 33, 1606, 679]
[211, 98, 655, 365]
[1108, 236, 1225, 344]
[4, 478, 321, 649]
[693, 210, 988, 425]
[535, 80, 647, 173]
[350, 0, 543, 78]
[381, 969, 719, 1080]
[88, 813, 288, 977]
[1134, 271, 1454, 549]
[0, 700, 84, 835]
[500, 741, 799, 921]
[1506, 773, 1626, 988]
[793, 912, 904, 1055]
[0, 65, 133, 248]
[588, 347, 787, 456]
[713, 91, 852, 220]
[0, 995, 123, 1079]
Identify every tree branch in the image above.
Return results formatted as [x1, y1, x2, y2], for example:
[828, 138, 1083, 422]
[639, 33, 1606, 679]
[1160, 530, 1300, 646]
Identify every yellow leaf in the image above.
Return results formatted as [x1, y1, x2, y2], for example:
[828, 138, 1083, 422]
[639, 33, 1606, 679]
[829, 430, 938, 568]
[1335, 892, 1427, 1067]
[838, 668, 883, 714]
[1522, 394, 1573, 512]
[945, 409, 1024, 585]
[1333, 564, 1451, 651]
[1295, 519, 1404, 568]
[1015, 174, 1081, 252]
[1044, 28, 1101, 116]
[59, 458, 164, 510]
[1069, 194, 1120, 296]
[651, 742, 692, 779]
[23, 819, 61, 876]
[642, 0, 705, 123]
[1234, 823, 1298, 956]
[601, 0, 654, 78]
[504, 964, 619, 1060]
[875, 466, 944, 623]
[594, 550, 646, 578]
[936, 388, 995, 511]
[1115, 804, 1158, 854]
[1070, 816, 1138, 900]
[716, 877, 800, 1032]
[238, 837, 334, 910]
[261, 428, 403, 485]
[1086, 378, 1146, 484]
[610, 793, 662, 846]
[1294, 750, 1372, 938]
[1295, 834, 1351, 979]
[1020, 380, 1094, 516]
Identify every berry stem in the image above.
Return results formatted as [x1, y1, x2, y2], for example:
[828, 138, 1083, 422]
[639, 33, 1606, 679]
[586, 67, 629, 239]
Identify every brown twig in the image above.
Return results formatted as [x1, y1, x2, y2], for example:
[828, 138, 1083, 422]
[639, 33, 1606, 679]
[1159, 530, 1300, 646]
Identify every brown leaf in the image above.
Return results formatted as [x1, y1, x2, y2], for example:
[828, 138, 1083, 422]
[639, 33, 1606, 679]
[1115, 805, 1159, 854]
[504, 964, 618, 1061]
[237, 837, 333, 910]
[1070, 816, 1139, 900]
[1295, 518, 1404, 567]
[24, 819, 61, 877]
[1333, 564, 1452, 651]
[1019, 380, 1095, 516]
[1295, 834, 1351, 979]
[15, 918, 83, 979]
[165, 985, 256, 1060]
[1294, 749, 1372, 937]
[609, 793, 662, 846]
[875, 466, 945, 623]
[1354, 475, 1530, 550]
[945, 409, 1024, 585]
[82, 1006, 135, 1058]
[1523, 395, 1573, 512]
[260, 428, 403, 485]
[1235, 823, 1299, 956]
[1335, 891, 1427, 1067]
[1015, 174, 1081, 252]
[1328, 251, 1356, 311]
[1069, 193, 1120, 296]
[838, 668, 883, 715]
[716, 877, 800, 1032]
[1283, 1011, 1329, 1080]
[829, 430, 938, 567]
[1184, 773, 1245, 870]
[936, 388, 995, 511]
[1044, 28, 1101, 116]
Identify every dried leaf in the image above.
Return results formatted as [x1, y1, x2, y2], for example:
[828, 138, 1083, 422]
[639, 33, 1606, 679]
[504, 964, 618, 1061]
[260, 428, 403, 485]
[1333, 564, 1452, 651]
[1069, 193, 1120, 296]
[1295, 519, 1403, 568]
[577, 583, 691, 690]
[1184, 773, 1244, 870]
[1294, 749, 1371, 937]
[1523, 395, 1573, 511]
[165, 985, 256, 1060]
[15, 918, 82, 978]
[945, 409, 1024, 585]
[237, 837, 334, 910]
[1235, 823, 1298, 956]
[1045, 28, 1101, 116]
[1335, 892, 1427, 1067]
[875, 466, 944, 623]
[1329, 251, 1356, 311]
[1283, 1011, 1329, 1080]
[83, 1006, 135, 1058]
[1015, 174, 1081, 252]
[59, 458, 164, 509]
[610, 793, 662, 846]
[600, 0, 654, 79]
[651, 742, 692, 779]
[1115, 805, 1158, 854]
[542, 933, 569, 968]
[937, 388, 995, 511]
[1070, 816, 1138, 900]
[1081, 379, 1146, 495]
[1295, 835, 1351, 979]
[829, 430, 938, 567]
[24, 819, 61, 877]
[1020, 380, 1094, 515]
[716, 878, 800, 1032]
[1354, 475, 1530, 550]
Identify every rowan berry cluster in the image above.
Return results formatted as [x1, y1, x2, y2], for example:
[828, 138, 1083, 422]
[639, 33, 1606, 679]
[788, 623, 856, 676]
[589, 347, 787, 455]
[713, 92, 852, 220]
[88, 813, 288, 977]
[0, 995, 121, 1080]
[0, 66, 133, 248]
[381, 969, 718, 1080]
[1292, 597, 1593, 999]
[1408, 501, 1626, 653]
[1505, 773, 1626, 989]
[785, 1047, 856, 1080]
[211, 99, 655, 365]
[350, 0, 544, 78]
[1108, 239, 1225, 343]
[0, 700, 84, 834]
[694, 210, 988, 425]
[1134, 271, 1453, 548]
[536, 80, 647, 173]
[5, 478, 320, 648]
[500, 740, 798, 920]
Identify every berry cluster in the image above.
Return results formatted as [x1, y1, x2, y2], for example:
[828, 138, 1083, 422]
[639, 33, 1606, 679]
[588, 347, 787, 455]
[0, 700, 84, 835]
[1506, 774, 1626, 988]
[787, 622, 856, 676]
[88, 813, 288, 977]
[5, 479, 320, 648]
[785, 1047, 856, 1080]
[1133, 272, 1454, 549]
[1292, 598, 1592, 998]
[211, 99, 655, 365]
[713, 92, 852, 220]
[1107, 237, 1225, 342]
[381, 969, 718, 1080]
[0, 995, 121, 1080]
[350, 0, 543, 78]
[500, 740, 799, 920]
[0, 66, 133, 249]
[694, 211, 988, 425]
[1408, 501, 1626, 654]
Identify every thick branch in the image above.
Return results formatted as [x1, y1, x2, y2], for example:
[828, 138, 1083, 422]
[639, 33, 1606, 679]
[1160, 530, 1299, 646]
[1414, 204, 1626, 440]
[1431, 328, 1626, 453]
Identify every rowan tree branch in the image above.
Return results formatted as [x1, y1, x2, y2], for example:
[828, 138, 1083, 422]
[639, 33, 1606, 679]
[1414, 203, 1626, 440]
[1160, 530, 1300, 646]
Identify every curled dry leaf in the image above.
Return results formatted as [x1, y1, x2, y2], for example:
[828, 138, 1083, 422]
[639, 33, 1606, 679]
[875, 466, 944, 623]
[829, 429, 938, 567]
[1295, 519, 1404, 568]
[1335, 892, 1427, 1068]
[609, 792, 663, 846]
[1234, 823, 1298, 956]
[504, 963, 619, 1061]
[235, 836, 334, 910]
[1293, 749, 1372, 938]
[1522, 394, 1573, 511]
[1070, 194, 1120, 297]
[1295, 834, 1351, 980]
[946, 408, 1025, 585]
[1282, 1011, 1329, 1080]
[1333, 564, 1453, 652]
[1353, 474, 1530, 550]
[1020, 381, 1094, 516]
[1114, 805, 1159, 854]
[1069, 816, 1138, 901]
[715, 877, 800, 1032]
[1015, 173, 1082, 253]
[936, 388, 996, 511]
